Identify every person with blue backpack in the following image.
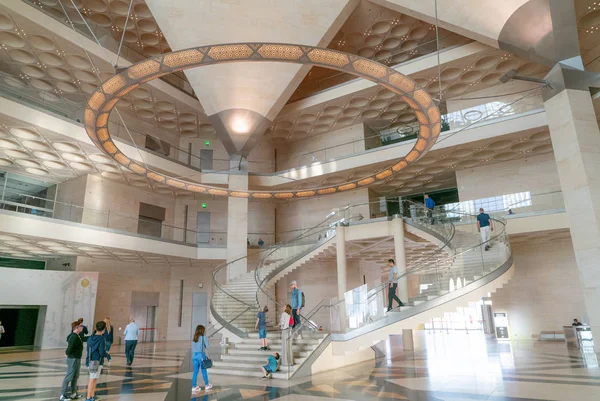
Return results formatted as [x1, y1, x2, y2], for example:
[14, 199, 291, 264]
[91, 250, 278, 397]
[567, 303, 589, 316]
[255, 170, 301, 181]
[84, 321, 110, 401]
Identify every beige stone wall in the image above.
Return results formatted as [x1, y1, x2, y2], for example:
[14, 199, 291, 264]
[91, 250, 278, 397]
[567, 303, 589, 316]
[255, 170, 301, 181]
[173, 197, 275, 246]
[76, 257, 171, 342]
[276, 189, 370, 241]
[455, 153, 561, 200]
[54, 175, 89, 223]
[167, 261, 219, 341]
[82, 175, 177, 237]
[179, 136, 274, 173]
[275, 124, 367, 171]
[492, 238, 586, 340]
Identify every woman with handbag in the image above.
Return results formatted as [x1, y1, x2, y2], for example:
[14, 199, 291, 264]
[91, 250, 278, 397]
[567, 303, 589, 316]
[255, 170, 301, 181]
[191, 325, 212, 393]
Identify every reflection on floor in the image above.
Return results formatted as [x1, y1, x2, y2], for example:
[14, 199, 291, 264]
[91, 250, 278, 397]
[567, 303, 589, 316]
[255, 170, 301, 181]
[0, 332, 599, 400]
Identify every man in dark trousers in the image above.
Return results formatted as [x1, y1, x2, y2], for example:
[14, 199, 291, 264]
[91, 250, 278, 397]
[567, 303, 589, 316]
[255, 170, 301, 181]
[60, 321, 84, 400]
[387, 259, 404, 311]
[289, 281, 302, 328]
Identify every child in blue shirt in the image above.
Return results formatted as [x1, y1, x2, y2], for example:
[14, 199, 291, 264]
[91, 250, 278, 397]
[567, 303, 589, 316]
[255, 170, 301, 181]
[255, 306, 269, 351]
[260, 352, 280, 379]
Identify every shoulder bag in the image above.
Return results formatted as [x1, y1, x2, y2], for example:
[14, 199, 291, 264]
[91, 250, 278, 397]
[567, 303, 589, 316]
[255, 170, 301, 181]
[200, 336, 213, 369]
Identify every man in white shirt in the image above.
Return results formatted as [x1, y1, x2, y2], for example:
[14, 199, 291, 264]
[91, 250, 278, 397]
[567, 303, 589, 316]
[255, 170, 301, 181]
[387, 259, 404, 311]
[123, 318, 139, 366]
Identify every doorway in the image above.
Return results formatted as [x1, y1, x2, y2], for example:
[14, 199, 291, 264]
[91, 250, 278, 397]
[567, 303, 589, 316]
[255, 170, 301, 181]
[196, 212, 210, 244]
[130, 292, 159, 343]
[200, 149, 213, 170]
[0, 307, 40, 347]
[191, 292, 209, 336]
[138, 203, 166, 238]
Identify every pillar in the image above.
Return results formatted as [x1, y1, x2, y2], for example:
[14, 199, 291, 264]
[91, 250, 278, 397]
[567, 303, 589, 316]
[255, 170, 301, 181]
[543, 66, 600, 338]
[391, 216, 408, 302]
[402, 329, 414, 351]
[226, 156, 248, 280]
[335, 224, 347, 300]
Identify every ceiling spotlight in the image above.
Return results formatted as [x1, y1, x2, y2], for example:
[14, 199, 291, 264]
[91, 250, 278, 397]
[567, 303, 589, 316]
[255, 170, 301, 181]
[499, 69, 551, 88]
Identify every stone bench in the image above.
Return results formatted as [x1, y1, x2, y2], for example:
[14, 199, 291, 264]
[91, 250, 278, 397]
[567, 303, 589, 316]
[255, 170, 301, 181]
[539, 331, 565, 341]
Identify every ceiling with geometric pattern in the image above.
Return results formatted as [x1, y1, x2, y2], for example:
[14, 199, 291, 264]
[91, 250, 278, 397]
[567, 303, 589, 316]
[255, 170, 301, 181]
[0, 115, 182, 195]
[271, 49, 549, 143]
[272, 127, 554, 197]
[0, 232, 203, 265]
[288, 0, 473, 102]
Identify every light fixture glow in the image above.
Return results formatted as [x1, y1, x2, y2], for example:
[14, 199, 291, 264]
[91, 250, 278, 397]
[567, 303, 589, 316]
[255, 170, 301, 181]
[231, 116, 250, 134]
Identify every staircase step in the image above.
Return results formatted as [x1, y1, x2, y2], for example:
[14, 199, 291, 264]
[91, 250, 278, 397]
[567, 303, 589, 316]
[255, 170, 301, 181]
[235, 343, 316, 351]
[228, 349, 311, 358]
[209, 366, 292, 379]
[215, 360, 297, 371]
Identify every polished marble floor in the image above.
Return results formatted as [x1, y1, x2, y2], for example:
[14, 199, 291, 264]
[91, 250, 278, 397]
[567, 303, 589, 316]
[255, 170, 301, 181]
[1, 331, 599, 401]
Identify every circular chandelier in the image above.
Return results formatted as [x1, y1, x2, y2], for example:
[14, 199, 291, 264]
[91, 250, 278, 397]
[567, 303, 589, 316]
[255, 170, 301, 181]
[84, 43, 441, 199]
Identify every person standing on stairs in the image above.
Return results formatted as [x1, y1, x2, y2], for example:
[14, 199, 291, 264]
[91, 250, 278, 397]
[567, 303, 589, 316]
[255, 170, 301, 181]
[289, 281, 303, 328]
[387, 259, 404, 312]
[255, 306, 269, 351]
[477, 208, 493, 251]
[280, 305, 292, 330]
[424, 194, 435, 225]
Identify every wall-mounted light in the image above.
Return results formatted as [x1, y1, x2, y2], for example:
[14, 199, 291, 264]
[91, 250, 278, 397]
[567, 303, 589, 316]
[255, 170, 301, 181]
[201, 203, 207, 208]
[204, 140, 210, 146]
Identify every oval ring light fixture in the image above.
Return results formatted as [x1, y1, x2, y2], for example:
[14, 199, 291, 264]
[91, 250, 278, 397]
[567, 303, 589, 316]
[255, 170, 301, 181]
[84, 43, 441, 199]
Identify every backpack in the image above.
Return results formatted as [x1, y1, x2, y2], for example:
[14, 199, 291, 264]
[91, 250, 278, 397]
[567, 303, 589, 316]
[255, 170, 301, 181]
[301, 291, 305, 308]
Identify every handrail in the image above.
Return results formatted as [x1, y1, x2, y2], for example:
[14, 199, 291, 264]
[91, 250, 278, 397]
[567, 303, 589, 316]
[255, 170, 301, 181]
[252, 199, 457, 340]
[209, 204, 353, 335]
[289, 205, 506, 346]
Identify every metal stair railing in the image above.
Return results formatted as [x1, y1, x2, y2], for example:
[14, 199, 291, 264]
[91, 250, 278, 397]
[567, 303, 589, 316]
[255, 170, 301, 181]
[283, 209, 511, 379]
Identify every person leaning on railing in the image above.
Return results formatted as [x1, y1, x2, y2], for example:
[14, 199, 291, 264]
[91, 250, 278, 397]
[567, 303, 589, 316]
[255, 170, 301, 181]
[424, 194, 435, 225]
[476, 208, 494, 251]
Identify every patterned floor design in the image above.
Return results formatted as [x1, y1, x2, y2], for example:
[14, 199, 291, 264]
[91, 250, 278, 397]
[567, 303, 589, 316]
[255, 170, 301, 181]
[1, 332, 599, 401]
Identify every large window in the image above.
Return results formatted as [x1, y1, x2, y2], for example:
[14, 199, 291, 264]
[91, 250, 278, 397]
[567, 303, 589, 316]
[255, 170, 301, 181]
[443, 191, 532, 217]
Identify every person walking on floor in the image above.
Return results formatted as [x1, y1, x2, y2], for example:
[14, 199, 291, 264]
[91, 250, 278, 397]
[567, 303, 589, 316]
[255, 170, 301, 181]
[477, 208, 494, 251]
[123, 318, 139, 366]
[60, 321, 84, 401]
[84, 321, 109, 401]
[424, 194, 435, 224]
[255, 306, 269, 351]
[191, 325, 212, 393]
[289, 281, 302, 329]
[387, 258, 404, 311]
[103, 317, 114, 367]
[0, 321, 4, 344]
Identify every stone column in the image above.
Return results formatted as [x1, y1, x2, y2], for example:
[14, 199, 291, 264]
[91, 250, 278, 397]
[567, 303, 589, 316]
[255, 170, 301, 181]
[391, 216, 408, 302]
[544, 75, 600, 338]
[335, 224, 347, 300]
[226, 156, 248, 281]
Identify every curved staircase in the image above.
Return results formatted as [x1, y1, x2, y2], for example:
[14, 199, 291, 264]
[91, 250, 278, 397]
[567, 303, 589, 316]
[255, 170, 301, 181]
[209, 200, 514, 379]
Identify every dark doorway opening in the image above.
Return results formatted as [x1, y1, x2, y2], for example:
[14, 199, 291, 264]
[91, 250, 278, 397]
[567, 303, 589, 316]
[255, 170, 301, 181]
[0, 307, 40, 347]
